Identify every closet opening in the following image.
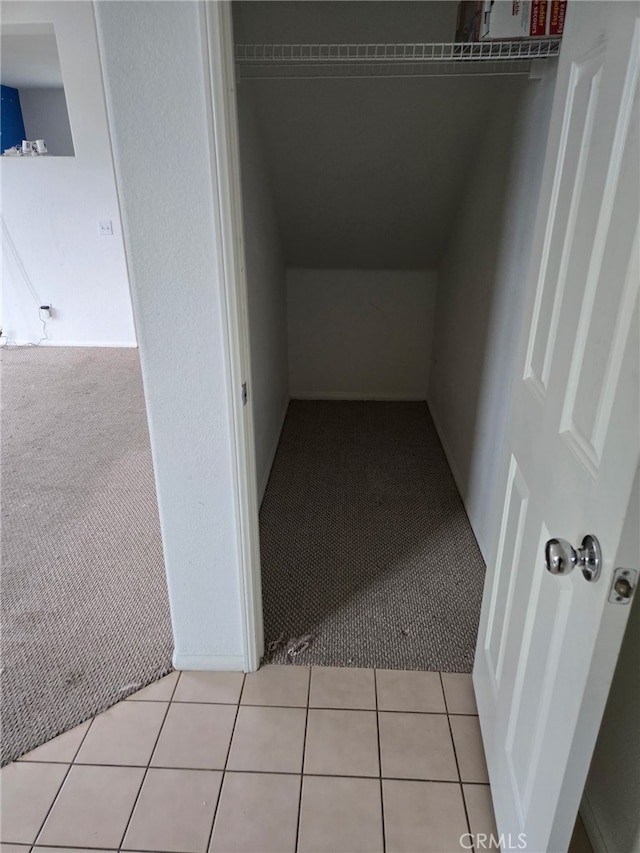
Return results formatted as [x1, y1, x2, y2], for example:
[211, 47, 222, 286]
[231, 0, 559, 672]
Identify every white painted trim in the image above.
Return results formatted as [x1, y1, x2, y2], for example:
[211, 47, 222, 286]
[292, 392, 428, 401]
[173, 653, 245, 672]
[202, 2, 263, 673]
[259, 398, 290, 504]
[579, 794, 608, 853]
[2, 335, 138, 342]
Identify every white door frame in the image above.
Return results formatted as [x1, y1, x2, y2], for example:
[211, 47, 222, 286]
[202, 0, 263, 672]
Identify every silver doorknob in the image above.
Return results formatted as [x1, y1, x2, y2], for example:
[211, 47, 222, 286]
[544, 534, 602, 582]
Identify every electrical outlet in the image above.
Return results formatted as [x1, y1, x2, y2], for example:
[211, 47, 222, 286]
[40, 304, 52, 320]
[98, 220, 113, 236]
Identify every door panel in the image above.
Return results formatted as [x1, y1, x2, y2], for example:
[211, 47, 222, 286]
[474, 4, 640, 851]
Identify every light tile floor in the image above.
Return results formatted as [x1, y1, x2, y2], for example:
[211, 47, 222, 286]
[1, 666, 590, 853]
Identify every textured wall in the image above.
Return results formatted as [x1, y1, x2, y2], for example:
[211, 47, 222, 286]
[95, 0, 244, 666]
[427, 66, 557, 561]
[237, 84, 289, 502]
[0, 2, 135, 347]
[287, 269, 437, 400]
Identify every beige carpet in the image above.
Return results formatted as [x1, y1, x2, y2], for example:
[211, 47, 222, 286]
[1, 347, 172, 765]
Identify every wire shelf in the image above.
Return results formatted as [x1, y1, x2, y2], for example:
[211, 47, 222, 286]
[235, 39, 561, 79]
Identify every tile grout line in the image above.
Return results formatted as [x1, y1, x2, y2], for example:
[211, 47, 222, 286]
[237, 670, 248, 706]
[115, 669, 182, 852]
[204, 671, 246, 853]
[13, 763, 486, 782]
[12, 671, 493, 852]
[294, 665, 312, 853]
[29, 706, 97, 847]
[440, 672, 475, 853]
[125, 697, 478, 716]
[373, 669, 387, 853]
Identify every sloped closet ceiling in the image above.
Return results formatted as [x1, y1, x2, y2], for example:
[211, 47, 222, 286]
[234, 2, 527, 270]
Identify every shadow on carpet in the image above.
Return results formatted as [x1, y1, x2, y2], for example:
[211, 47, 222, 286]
[260, 400, 485, 672]
[1, 348, 172, 765]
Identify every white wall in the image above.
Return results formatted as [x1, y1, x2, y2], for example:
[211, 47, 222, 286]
[287, 269, 437, 400]
[427, 66, 557, 561]
[95, 0, 245, 669]
[1, 2, 135, 347]
[237, 85, 289, 502]
[20, 87, 74, 156]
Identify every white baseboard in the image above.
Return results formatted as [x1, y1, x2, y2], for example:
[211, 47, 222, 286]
[259, 397, 290, 504]
[291, 391, 428, 401]
[172, 653, 246, 672]
[580, 792, 608, 853]
[3, 340, 138, 348]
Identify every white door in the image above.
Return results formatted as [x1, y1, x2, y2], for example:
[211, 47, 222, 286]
[474, 2, 640, 851]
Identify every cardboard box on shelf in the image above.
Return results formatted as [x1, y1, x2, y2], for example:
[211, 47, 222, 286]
[548, 0, 567, 35]
[455, 1, 567, 41]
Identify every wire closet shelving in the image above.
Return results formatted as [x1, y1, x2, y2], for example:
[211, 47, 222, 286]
[235, 38, 562, 79]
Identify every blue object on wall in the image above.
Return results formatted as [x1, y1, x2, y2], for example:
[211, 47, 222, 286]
[1, 85, 26, 151]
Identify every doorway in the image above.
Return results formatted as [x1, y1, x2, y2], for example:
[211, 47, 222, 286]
[228, 0, 560, 672]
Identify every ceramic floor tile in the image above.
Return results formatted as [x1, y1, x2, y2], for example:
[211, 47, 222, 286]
[463, 784, 497, 839]
[383, 779, 468, 853]
[379, 712, 457, 781]
[151, 703, 236, 770]
[298, 775, 383, 853]
[126, 672, 179, 702]
[0, 762, 68, 844]
[442, 673, 478, 715]
[123, 768, 222, 853]
[227, 706, 306, 774]
[376, 670, 446, 713]
[309, 667, 376, 710]
[19, 721, 91, 763]
[304, 709, 379, 777]
[450, 715, 489, 782]
[210, 772, 300, 853]
[75, 701, 167, 766]
[36, 764, 144, 849]
[240, 665, 309, 707]
[34, 848, 116, 852]
[173, 671, 245, 705]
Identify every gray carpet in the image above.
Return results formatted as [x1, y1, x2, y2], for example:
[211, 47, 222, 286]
[260, 400, 485, 672]
[1, 347, 172, 765]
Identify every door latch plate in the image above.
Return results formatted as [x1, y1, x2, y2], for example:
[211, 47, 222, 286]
[609, 567, 637, 604]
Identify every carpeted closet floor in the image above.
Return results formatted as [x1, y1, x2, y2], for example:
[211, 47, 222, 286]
[0, 348, 172, 766]
[260, 400, 485, 672]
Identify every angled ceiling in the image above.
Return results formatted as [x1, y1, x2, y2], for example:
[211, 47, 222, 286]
[234, 2, 527, 270]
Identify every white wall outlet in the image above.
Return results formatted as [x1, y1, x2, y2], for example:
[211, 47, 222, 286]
[98, 219, 113, 235]
[40, 304, 52, 320]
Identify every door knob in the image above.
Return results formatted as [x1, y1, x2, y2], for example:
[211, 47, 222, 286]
[544, 534, 602, 582]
